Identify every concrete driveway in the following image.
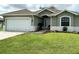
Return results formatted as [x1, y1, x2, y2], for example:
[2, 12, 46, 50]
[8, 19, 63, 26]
[0, 31, 24, 40]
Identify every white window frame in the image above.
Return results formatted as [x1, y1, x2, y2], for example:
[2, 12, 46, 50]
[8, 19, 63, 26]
[60, 16, 71, 26]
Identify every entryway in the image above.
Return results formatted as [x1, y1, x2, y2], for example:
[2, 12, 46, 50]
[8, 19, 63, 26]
[37, 15, 50, 31]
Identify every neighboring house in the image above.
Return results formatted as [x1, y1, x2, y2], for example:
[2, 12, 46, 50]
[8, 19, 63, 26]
[1, 7, 79, 32]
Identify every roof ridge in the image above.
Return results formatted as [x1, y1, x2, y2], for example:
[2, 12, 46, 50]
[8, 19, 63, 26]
[11, 9, 33, 13]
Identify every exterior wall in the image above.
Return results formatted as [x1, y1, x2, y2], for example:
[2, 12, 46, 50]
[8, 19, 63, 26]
[3, 11, 79, 32]
[35, 11, 79, 32]
[51, 11, 74, 26]
[51, 11, 79, 32]
[34, 16, 41, 26]
[57, 11, 74, 26]
[52, 16, 57, 26]
[73, 15, 79, 26]
[33, 16, 42, 31]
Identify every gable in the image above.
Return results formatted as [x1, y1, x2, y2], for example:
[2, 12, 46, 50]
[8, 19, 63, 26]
[56, 10, 79, 16]
[56, 11, 75, 26]
[38, 9, 54, 16]
[56, 11, 75, 16]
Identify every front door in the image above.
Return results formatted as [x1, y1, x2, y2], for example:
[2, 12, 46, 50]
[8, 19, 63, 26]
[42, 17, 50, 29]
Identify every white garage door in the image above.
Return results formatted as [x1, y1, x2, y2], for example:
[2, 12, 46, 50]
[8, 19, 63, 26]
[6, 17, 32, 31]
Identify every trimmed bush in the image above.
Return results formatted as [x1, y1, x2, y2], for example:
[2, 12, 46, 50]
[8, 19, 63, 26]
[63, 26, 68, 32]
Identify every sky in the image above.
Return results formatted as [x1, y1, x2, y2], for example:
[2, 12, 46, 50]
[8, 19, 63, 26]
[0, 4, 79, 14]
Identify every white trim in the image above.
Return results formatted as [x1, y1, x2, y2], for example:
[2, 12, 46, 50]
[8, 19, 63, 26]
[47, 9, 55, 13]
[60, 16, 71, 27]
[55, 10, 78, 16]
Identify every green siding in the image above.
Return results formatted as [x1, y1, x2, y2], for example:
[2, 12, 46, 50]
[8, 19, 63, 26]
[52, 11, 75, 26]
[74, 15, 79, 26]
[33, 16, 41, 26]
[33, 11, 79, 27]
[52, 16, 57, 26]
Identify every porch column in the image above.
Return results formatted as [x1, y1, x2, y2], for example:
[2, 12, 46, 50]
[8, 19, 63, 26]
[32, 15, 34, 26]
[3, 17, 6, 31]
[32, 15, 36, 31]
[50, 16, 52, 30]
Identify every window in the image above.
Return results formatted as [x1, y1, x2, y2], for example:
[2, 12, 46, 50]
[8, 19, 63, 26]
[61, 17, 70, 26]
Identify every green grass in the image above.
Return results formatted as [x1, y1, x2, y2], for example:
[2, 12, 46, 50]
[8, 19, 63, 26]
[0, 32, 79, 54]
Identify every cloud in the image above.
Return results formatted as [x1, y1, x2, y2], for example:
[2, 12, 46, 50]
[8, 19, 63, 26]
[53, 4, 72, 10]
[67, 4, 79, 11]
[0, 4, 79, 14]
[9, 4, 27, 9]
[0, 4, 24, 14]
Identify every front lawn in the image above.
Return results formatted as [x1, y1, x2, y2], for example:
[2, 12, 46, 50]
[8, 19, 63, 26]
[0, 32, 79, 54]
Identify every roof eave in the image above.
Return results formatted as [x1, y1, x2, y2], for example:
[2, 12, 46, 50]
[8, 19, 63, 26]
[54, 10, 79, 16]
[1, 14, 36, 16]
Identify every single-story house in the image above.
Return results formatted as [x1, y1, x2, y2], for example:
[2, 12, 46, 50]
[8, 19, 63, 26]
[1, 7, 79, 32]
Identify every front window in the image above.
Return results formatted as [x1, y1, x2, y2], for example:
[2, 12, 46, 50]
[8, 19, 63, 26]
[61, 17, 70, 26]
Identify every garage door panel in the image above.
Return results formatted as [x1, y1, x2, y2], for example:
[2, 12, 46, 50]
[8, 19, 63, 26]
[6, 17, 32, 31]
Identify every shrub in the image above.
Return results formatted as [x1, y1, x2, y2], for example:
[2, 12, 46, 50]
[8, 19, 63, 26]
[63, 26, 68, 32]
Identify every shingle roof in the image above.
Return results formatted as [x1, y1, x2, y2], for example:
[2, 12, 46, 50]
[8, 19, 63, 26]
[47, 7, 61, 14]
[1, 9, 34, 16]
[34, 7, 61, 14]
